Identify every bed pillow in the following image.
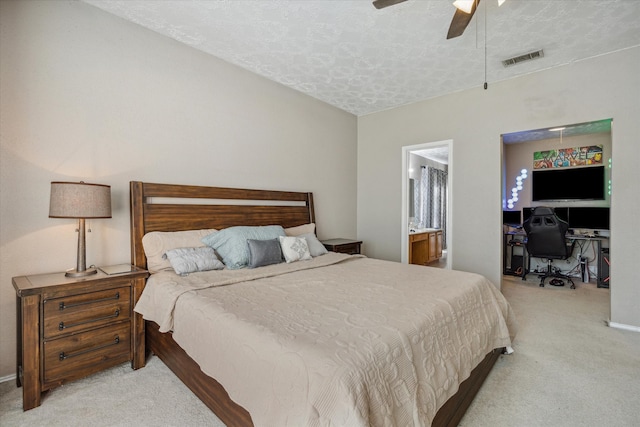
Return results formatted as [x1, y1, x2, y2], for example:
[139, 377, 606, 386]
[142, 229, 218, 273]
[299, 233, 328, 257]
[247, 238, 284, 268]
[278, 236, 312, 263]
[201, 225, 286, 269]
[284, 223, 315, 236]
[164, 247, 225, 276]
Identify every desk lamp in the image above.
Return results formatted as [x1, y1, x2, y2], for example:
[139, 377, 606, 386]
[49, 181, 112, 277]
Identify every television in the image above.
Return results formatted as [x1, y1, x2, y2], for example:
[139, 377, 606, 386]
[569, 207, 610, 230]
[502, 210, 521, 226]
[532, 166, 605, 201]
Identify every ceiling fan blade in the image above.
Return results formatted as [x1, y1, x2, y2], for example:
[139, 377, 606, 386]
[447, 0, 480, 39]
[373, 0, 408, 10]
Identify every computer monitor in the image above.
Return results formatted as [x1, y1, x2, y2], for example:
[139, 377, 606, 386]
[569, 207, 610, 231]
[554, 207, 570, 223]
[502, 210, 521, 226]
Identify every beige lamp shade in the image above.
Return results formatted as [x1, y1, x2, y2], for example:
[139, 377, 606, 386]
[49, 181, 111, 277]
[49, 182, 112, 219]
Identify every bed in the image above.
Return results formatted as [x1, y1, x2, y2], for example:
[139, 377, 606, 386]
[129, 181, 516, 427]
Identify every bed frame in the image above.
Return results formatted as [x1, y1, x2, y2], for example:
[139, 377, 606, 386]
[129, 181, 501, 427]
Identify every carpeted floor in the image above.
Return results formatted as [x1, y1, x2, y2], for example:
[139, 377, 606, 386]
[460, 276, 640, 426]
[1, 275, 639, 426]
[0, 355, 223, 427]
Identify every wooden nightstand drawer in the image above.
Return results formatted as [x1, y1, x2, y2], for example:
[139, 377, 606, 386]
[43, 286, 131, 339]
[43, 322, 131, 385]
[334, 243, 360, 254]
[13, 267, 148, 410]
[321, 238, 362, 255]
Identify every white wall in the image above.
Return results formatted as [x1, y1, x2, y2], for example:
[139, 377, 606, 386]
[0, 0, 357, 378]
[358, 47, 640, 329]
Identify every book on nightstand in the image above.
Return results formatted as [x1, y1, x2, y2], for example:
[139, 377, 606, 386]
[99, 264, 135, 275]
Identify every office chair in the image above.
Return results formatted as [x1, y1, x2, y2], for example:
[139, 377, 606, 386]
[523, 206, 576, 288]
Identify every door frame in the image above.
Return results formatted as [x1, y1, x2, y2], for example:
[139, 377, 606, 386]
[401, 140, 453, 268]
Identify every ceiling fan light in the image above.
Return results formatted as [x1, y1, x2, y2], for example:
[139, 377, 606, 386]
[453, 0, 475, 14]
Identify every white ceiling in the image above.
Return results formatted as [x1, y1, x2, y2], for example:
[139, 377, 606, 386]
[83, 0, 640, 116]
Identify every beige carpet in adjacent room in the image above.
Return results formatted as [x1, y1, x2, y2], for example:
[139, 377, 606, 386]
[1, 275, 639, 426]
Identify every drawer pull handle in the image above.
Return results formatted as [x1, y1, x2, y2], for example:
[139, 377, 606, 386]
[58, 309, 120, 330]
[59, 292, 120, 311]
[59, 336, 120, 361]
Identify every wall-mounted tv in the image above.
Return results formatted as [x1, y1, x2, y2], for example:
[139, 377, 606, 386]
[532, 166, 605, 201]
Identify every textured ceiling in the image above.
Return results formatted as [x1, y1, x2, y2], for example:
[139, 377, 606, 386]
[502, 119, 612, 144]
[83, 0, 640, 116]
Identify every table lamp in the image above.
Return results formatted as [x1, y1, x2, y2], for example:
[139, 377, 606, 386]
[49, 181, 112, 277]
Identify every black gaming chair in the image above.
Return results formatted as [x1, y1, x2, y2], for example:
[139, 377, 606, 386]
[523, 207, 576, 288]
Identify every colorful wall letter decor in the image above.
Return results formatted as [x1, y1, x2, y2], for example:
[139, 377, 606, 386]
[533, 145, 603, 169]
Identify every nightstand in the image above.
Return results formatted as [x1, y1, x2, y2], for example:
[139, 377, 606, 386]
[13, 266, 148, 411]
[321, 238, 362, 255]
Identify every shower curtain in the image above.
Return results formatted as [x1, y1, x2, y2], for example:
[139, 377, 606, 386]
[419, 166, 448, 249]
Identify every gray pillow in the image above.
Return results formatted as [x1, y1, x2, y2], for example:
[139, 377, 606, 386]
[299, 233, 328, 257]
[247, 238, 284, 268]
[164, 247, 225, 276]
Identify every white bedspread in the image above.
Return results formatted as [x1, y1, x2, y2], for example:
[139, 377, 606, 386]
[135, 253, 516, 426]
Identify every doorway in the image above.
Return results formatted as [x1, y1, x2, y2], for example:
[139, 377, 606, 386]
[500, 119, 612, 291]
[401, 140, 452, 269]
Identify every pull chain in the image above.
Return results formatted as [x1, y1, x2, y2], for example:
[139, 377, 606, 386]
[484, 0, 488, 90]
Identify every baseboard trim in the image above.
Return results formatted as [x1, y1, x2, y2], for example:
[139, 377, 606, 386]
[608, 321, 640, 333]
[0, 373, 17, 384]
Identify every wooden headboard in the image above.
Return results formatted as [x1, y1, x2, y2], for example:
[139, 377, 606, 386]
[129, 181, 315, 270]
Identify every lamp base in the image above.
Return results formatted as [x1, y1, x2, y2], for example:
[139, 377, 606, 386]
[65, 267, 98, 278]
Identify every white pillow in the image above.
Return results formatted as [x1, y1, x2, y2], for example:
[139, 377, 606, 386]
[142, 229, 217, 273]
[284, 223, 316, 236]
[299, 233, 328, 257]
[278, 236, 312, 263]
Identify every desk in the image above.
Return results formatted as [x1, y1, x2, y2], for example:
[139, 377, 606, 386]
[566, 234, 609, 288]
[503, 231, 529, 278]
[502, 231, 609, 285]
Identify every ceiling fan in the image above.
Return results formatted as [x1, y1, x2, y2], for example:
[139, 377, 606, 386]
[373, 0, 505, 39]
